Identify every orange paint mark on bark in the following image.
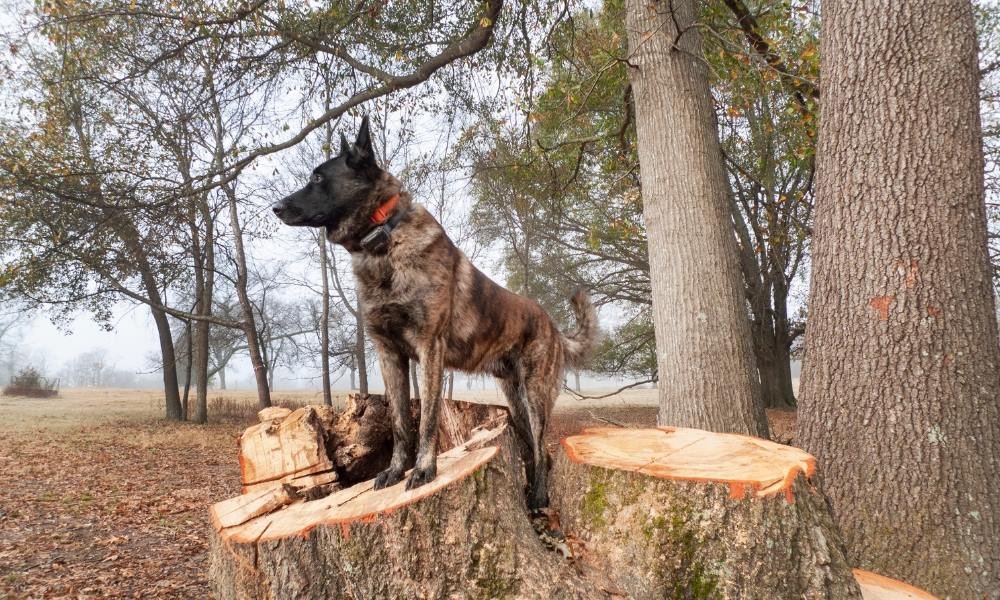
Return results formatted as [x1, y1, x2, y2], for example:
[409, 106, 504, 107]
[904, 260, 918, 288]
[339, 521, 351, 540]
[868, 295, 895, 321]
[926, 305, 941, 317]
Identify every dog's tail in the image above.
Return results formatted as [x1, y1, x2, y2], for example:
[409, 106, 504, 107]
[561, 289, 598, 368]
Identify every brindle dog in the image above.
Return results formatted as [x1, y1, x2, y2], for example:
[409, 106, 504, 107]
[273, 117, 597, 508]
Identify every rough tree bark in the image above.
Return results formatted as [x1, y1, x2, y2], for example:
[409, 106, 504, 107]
[625, 0, 768, 437]
[798, 1, 1000, 596]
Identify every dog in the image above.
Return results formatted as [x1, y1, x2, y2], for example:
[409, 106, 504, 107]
[272, 116, 597, 509]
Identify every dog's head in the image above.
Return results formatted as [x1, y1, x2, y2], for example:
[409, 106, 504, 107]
[272, 116, 384, 233]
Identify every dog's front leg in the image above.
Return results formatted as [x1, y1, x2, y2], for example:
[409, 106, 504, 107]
[373, 345, 415, 490]
[406, 336, 444, 490]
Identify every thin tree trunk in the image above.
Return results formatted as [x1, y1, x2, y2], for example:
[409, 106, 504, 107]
[151, 301, 183, 421]
[355, 299, 368, 395]
[217, 366, 226, 390]
[625, 0, 768, 437]
[798, 2, 1000, 596]
[191, 196, 214, 424]
[182, 319, 193, 420]
[225, 186, 271, 408]
[132, 245, 183, 421]
[318, 232, 332, 405]
[207, 68, 270, 409]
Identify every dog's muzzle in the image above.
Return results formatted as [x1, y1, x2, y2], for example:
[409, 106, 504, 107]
[272, 196, 301, 224]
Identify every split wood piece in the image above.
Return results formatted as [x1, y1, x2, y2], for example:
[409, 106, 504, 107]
[551, 427, 863, 599]
[239, 405, 335, 493]
[854, 569, 939, 600]
[209, 424, 603, 600]
[240, 395, 509, 495]
[211, 471, 339, 529]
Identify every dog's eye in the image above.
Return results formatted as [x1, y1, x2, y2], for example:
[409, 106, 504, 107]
[310, 173, 323, 184]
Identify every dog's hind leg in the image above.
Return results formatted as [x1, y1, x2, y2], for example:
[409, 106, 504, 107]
[522, 364, 559, 510]
[407, 336, 445, 490]
[497, 371, 534, 479]
[373, 345, 415, 490]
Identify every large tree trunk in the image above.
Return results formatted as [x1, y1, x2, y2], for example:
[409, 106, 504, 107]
[625, 0, 768, 437]
[798, 1, 1000, 596]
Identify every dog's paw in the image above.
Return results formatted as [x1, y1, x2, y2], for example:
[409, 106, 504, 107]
[404, 464, 437, 490]
[373, 466, 405, 490]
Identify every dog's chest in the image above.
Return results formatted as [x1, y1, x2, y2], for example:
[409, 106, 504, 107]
[352, 254, 433, 336]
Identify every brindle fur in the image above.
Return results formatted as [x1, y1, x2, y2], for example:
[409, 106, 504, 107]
[273, 117, 597, 508]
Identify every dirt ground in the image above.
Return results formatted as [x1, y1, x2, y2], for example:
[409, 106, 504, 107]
[0, 388, 795, 599]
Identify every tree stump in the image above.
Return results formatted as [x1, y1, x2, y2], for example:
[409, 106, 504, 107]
[551, 427, 863, 599]
[209, 425, 600, 600]
[211, 412, 937, 599]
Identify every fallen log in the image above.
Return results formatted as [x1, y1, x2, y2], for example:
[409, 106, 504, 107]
[550, 427, 863, 599]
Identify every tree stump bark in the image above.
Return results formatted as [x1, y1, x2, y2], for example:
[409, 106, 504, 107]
[209, 425, 600, 600]
[550, 427, 863, 599]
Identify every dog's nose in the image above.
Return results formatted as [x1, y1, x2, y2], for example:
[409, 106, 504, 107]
[272, 201, 286, 217]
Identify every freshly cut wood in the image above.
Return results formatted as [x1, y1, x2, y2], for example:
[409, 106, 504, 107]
[209, 425, 602, 600]
[436, 395, 507, 449]
[551, 427, 862, 599]
[257, 406, 293, 422]
[238, 395, 508, 495]
[854, 569, 939, 600]
[238, 405, 334, 492]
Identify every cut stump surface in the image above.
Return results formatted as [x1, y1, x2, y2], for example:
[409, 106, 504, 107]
[855, 569, 940, 600]
[562, 426, 816, 500]
[552, 426, 862, 599]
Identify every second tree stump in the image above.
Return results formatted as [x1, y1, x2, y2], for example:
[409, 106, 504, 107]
[551, 426, 863, 599]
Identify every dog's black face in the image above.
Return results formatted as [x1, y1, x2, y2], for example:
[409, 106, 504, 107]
[272, 116, 382, 230]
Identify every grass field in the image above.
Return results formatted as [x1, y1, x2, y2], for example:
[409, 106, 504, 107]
[0, 386, 790, 598]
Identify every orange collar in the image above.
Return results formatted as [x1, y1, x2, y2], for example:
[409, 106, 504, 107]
[371, 194, 400, 225]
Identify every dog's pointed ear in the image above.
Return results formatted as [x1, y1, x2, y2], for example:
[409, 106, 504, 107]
[346, 114, 378, 171]
[339, 133, 351, 155]
[355, 115, 373, 156]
